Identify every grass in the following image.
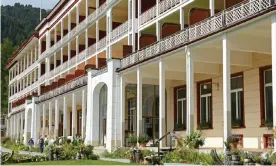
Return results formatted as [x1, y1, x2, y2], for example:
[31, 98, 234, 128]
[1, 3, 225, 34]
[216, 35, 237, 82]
[10, 159, 134, 165]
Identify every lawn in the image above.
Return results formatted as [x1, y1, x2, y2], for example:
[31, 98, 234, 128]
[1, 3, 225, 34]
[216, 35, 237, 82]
[10, 160, 134, 165]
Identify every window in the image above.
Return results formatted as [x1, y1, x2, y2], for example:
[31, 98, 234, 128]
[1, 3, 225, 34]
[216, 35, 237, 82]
[1, 119, 5, 125]
[260, 66, 273, 126]
[174, 86, 186, 130]
[232, 134, 243, 148]
[197, 80, 212, 129]
[128, 98, 136, 133]
[264, 134, 274, 149]
[231, 74, 244, 128]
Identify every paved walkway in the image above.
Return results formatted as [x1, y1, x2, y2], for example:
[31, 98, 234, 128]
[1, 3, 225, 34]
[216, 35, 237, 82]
[0, 146, 44, 156]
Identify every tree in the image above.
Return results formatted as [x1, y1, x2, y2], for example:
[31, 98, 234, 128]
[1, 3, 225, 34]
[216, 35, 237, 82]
[1, 38, 15, 114]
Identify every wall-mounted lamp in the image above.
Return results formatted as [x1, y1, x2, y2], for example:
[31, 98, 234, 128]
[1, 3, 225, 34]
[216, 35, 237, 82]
[203, 82, 219, 91]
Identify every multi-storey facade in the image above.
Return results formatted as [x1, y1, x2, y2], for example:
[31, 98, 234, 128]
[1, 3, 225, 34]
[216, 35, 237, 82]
[5, 0, 276, 152]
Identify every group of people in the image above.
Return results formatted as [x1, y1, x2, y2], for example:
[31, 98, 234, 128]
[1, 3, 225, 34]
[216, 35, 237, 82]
[28, 135, 48, 153]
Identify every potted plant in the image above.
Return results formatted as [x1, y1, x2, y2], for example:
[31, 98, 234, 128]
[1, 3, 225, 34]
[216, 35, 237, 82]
[231, 149, 241, 161]
[138, 135, 149, 147]
[183, 131, 205, 149]
[264, 119, 273, 130]
[128, 136, 138, 147]
[225, 136, 239, 150]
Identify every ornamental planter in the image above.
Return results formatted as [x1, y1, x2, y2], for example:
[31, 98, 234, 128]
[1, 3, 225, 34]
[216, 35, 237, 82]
[139, 142, 147, 147]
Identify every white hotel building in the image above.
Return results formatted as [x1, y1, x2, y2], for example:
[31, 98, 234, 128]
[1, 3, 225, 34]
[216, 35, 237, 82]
[5, 0, 276, 152]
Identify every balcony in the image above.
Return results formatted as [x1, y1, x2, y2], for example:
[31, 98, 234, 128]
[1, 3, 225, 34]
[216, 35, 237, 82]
[39, 75, 88, 102]
[38, 19, 131, 84]
[121, 0, 274, 69]
[139, 0, 181, 27]
[39, 0, 119, 62]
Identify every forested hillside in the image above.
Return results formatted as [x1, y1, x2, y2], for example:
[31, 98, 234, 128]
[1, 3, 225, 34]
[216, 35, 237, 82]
[1, 3, 48, 115]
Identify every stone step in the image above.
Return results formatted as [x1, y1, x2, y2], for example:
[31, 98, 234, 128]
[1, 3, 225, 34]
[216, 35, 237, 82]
[93, 146, 106, 156]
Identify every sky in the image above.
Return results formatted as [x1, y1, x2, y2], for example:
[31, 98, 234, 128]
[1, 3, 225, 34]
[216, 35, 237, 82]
[1, 0, 59, 10]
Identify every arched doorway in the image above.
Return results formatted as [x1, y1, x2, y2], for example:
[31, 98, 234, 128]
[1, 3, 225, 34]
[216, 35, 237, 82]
[99, 84, 107, 146]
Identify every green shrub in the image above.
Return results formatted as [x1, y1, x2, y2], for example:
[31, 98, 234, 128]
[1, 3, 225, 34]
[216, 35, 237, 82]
[161, 148, 215, 165]
[103, 147, 132, 159]
[183, 132, 205, 149]
[138, 135, 149, 143]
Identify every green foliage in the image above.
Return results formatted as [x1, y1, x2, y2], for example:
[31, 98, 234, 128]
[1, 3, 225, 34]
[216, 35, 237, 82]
[1, 3, 49, 115]
[183, 131, 205, 149]
[103, 147, 133, 159]
[127, 136, 138, 144]
[161, 148, 215, 165]
[138, 135, 149, 143]
[224, 136, 239, 150]
[264, 119, 273, 128]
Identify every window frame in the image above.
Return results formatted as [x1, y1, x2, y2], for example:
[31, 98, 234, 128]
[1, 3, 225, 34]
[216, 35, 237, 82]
[260, 65, 273, 127]
[197, 79, 213, 130]
[174, 85, 186, 131]
[264, 134, 274, 149]
[231, 72, 245, 129]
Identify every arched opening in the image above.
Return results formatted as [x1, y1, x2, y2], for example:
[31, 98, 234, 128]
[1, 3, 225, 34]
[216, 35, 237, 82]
[125, 84, 167, 146]
[99, 84, 107, 146]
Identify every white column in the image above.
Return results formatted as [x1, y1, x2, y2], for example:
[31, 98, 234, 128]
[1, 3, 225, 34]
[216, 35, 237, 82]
[76, 5, 79, 25]
[159, 59, 166, 146]
[68, 42, 71, 59]
[20, 112, 24, 142]
[68, 14, 71, 31]
[180, 8, 185, 30]
[120, 75, 125, 147]
[61, 20, 64, 38]
[86, 0, 88, 18]
[54, 53, 57, 68]
[61, 48, 64, 64]
[156, 0, 159, 16]
[16, 114, 20, 141]
[42, 104, 46, 138]
[271, 14, 276, 152]
[209, 0, 215, 16]
[132, 0, 136, 52]
[54, 99, 59, 138]
[27, 52, 29, 67]
[85, 29, 88, 65]
[186, 48, 194, 135]
[96, 21, 99, 51]
[49, 102, 53, 138]
[35, 45, 37, 60]
[63, 96, 68, 137]
[31, 49, 33, 64]
[72, 93, 77, 137]
[81, 90, 86, 139]
[137, 68, 142, 138]
[156, 22, 161, 41]
[223, 34, 231, 150]
[13, 116, 16, 139]
[54, 27, 57, 44]
[76, 36, 79, 56]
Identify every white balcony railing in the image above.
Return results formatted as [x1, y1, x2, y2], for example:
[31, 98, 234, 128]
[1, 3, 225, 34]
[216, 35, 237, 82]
[122, 0, 274, 68]
[159, 0, 181, 15]
[39, 0, 116, 62]
[77, 49, 87, 63]
[111, 20, 131, 43]
[39, 76, 88, 102]
[97, 36, 107, 51]
[139, 6, 157, 26]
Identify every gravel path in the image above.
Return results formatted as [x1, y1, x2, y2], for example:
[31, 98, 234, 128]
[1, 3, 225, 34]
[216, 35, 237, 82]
[0, 146, 44, 156]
